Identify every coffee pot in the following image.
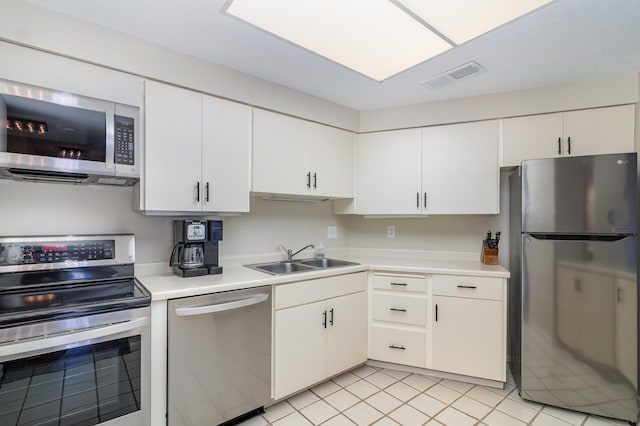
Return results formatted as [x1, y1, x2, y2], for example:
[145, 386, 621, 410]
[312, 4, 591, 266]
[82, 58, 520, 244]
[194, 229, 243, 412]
[170, 243, 204, 269]
[170, 220, 223, 277]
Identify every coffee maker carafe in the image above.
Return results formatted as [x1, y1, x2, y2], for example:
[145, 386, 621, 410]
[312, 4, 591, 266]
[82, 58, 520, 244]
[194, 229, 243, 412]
[170, 220, 223, 277]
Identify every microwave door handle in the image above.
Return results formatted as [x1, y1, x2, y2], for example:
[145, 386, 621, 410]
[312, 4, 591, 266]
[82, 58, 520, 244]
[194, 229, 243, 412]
[0, 317, 149, 360]
[175, 293, 269, 316]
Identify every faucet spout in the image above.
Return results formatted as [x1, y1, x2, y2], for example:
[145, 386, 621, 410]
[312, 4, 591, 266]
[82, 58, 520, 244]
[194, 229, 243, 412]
[291, 244, 315, 260]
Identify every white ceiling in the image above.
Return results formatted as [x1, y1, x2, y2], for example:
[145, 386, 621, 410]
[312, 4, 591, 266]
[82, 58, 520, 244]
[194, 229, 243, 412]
[29, 0, 640, 111]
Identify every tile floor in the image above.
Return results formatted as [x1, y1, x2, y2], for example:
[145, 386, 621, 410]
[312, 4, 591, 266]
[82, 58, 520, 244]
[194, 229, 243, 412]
[239, 365, 631, 426]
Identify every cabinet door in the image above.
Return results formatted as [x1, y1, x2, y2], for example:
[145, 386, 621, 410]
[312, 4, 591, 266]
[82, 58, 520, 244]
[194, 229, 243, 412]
[501, 113, 563, 167]
[326, 292, 367, 377]
[356, 129, 422, 214]
[309, 123, 355, 198]
[144, 81, 202, 211]
[273, 300, 326, 399]
[252, 109, 311, 196]
[562, 105, 635, 157]
[421, 120, 499, 214]
[202, 96, 251, 212]
[432, 296, 503, 381]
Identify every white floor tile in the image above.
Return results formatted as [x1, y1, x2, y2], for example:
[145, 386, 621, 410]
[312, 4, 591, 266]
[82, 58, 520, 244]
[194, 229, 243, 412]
[324, 389, 360, 412]
[385, 381, 421, 402]
[365, 391, 403, 414]
[439, 379, 475, 394]
[495, 397, 540, 423]
[343, 401, 384, 425]
[321, 413, 356, 425]
[372, 417, 401, 425]
[407, 393, 447, 417]
[346, 379, 379, 399]
[382, 369, 412, 380]
[351, 364, 378, 378]
[300, 399, 339, 425]
[332, 372, 360, 388]
[542, 405, 587, 425]
[272, 411, 313, 426]
[288, 390, 320, 410]
[486, 383, 515, 397]
[584, 415, 631, 426]
[365, 371, 398, 389]
[451, 395, 493, 420]
[466, 386, 505, 407]
[388, 404, 431, 425]
[312, 380, 342, 398]
[263, 401, 295, 423]
[402, 373, 438, 392]
[424, 383, 462, 405]
[483, 409, 527, 426]
[532, 412, 573, 426]
[434, 406, 477, 426]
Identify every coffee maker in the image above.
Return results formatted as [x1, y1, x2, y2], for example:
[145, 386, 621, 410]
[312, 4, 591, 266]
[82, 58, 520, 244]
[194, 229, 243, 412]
[170, 220, 223, 277]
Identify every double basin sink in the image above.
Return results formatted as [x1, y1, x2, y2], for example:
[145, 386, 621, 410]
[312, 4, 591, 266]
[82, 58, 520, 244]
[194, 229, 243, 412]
[245, 258, 359, 275]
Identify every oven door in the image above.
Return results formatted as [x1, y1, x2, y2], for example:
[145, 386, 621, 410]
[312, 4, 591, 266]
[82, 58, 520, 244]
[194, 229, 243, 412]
[0, 307, 150, 426]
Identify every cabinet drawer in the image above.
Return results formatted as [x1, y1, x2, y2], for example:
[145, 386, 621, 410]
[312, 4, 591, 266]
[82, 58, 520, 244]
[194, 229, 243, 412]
[371, 326, 425, 368]
[373, 274, 427, 293]
[433, 274, 503, 300]
[372, 293, 426, 325]
[275, 272, 367, 309]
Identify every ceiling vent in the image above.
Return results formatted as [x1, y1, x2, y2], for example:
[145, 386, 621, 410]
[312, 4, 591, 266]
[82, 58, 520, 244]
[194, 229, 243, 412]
[421, 61, 485, 90]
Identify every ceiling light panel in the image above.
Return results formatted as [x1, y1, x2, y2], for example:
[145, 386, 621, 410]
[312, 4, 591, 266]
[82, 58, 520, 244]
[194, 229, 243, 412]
[225, 0, 452, 82]
[395, 0, 554, 45]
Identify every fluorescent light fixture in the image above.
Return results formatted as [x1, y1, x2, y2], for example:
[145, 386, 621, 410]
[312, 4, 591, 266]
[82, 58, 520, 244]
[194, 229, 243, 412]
[395, 0, 554, 45]
[224, 0, 553, 82]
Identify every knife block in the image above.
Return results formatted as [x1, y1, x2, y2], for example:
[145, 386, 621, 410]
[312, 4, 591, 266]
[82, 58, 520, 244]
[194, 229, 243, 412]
[481, 242, 499, 265]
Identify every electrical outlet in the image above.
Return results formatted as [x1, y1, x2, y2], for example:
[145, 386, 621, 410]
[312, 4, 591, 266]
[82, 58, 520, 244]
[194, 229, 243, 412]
[387, 226, 396, 238]
[327, 226, 338, 239]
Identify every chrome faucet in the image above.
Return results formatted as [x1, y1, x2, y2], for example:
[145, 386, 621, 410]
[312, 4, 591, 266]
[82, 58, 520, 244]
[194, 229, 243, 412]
[279, 243, 314, 261]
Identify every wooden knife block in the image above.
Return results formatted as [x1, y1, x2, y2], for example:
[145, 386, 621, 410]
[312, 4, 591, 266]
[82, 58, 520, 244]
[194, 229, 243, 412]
[481, 242, 499, 265]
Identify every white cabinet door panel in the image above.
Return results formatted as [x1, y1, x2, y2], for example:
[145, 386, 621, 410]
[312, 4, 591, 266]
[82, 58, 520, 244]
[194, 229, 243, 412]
[563, 105, 635, 157]
[309, 123, 355, 198]
[502, 113, 563, 167]
[326, 292, 367, 377]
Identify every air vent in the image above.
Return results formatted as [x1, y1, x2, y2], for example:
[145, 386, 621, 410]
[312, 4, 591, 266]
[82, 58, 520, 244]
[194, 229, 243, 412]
[421, 61, 485, 90]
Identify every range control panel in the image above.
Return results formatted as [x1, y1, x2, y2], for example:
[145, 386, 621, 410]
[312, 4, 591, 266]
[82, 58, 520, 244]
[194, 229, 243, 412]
[0, 240, 115, 265]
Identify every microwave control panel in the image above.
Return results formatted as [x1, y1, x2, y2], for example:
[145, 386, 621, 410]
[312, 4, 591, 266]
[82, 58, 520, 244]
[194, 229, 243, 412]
[114, 115, 135, 165]
[0, 240, 115, 265]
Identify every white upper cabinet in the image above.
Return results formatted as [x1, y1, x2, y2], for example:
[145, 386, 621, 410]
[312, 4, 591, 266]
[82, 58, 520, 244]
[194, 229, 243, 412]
[502, 105, 635, 167]
[141, 80, 251, 213]
[252, 109, 355, 198]
[356, 129, 422, 215]
[356, 121, 499, 215]
[422, 120, 499, 215]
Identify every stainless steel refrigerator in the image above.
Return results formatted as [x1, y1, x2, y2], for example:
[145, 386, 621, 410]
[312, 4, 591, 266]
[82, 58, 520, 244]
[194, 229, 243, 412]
[509, 152, 638, 423]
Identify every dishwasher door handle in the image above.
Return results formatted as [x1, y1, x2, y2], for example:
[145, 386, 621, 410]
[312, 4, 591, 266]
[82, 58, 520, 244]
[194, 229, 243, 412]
[175, 293, 269, 316]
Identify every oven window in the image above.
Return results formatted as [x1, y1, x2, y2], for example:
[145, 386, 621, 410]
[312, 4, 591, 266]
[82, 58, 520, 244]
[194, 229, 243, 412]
[0, 335, 141, 426]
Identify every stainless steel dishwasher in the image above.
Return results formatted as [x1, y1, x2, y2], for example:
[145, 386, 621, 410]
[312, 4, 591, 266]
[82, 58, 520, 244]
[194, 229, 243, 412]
[168, 286, 272, 426]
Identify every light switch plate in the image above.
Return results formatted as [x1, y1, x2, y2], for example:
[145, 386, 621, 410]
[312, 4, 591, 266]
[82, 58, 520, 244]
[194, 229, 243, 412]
[387, 226, 396, 238]
[327, 226, 338, 239]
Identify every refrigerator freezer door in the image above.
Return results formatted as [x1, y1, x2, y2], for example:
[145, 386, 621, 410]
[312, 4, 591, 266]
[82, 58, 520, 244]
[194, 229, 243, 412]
[521, 234, 637, 422]
[522, 153, 637, 235]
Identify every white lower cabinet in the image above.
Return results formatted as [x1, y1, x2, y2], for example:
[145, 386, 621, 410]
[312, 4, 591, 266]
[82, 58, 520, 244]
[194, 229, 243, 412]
[431, 274, 506, 382]
[273, 273, 367, 399]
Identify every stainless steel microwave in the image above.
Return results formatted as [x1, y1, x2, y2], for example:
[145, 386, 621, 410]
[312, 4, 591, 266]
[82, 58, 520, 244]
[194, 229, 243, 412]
[0, 78, 139, 185]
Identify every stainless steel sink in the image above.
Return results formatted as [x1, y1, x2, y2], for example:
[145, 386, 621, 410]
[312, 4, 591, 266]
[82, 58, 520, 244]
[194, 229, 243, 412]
[297, 258, 359, 268]
[244, 258, 359, 275]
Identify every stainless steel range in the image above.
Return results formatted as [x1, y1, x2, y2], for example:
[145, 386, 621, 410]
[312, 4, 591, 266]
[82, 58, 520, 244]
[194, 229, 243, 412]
[0, 234, 151, 426]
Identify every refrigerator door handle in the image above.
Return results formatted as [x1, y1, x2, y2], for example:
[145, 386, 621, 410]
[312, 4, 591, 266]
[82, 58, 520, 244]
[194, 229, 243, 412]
[527, 233, 631, 242]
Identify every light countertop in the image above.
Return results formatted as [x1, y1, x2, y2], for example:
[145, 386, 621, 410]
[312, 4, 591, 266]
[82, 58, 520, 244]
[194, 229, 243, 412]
[137, 251, 510, 301]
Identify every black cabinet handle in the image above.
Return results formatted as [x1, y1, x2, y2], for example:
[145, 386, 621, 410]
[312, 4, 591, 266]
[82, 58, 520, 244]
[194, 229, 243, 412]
[196, 182, 200, 202]
[329, 308, 334, 326]
[567, 136, 571, 155]
[435, 304, 438, 322]
[390, 307, 407, 312]
[389, 345, 406, 350]
[416, 192, 419, 208]
[307, 172, 311, 188]
[457, 285, 477, 289]
[557, 137, 561, 155]
[205, 182, 210, 203]
[390, 282, 408, 287]
[313, 173, 317, 189]
[424, 192, 427, 209]
[323, 310, 327, 328]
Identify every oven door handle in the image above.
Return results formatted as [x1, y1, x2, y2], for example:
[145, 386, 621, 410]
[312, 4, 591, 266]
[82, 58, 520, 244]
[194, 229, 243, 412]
[175, 293, 269, 316]
[0, 317, 148, 359]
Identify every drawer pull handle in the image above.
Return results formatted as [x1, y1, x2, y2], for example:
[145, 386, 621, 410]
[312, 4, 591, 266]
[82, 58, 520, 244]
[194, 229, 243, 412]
[389, 345, 406, 350]
[390, 282, 408, 286]
[457, 285, 477, 289]
[389, 308, 407, 312]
